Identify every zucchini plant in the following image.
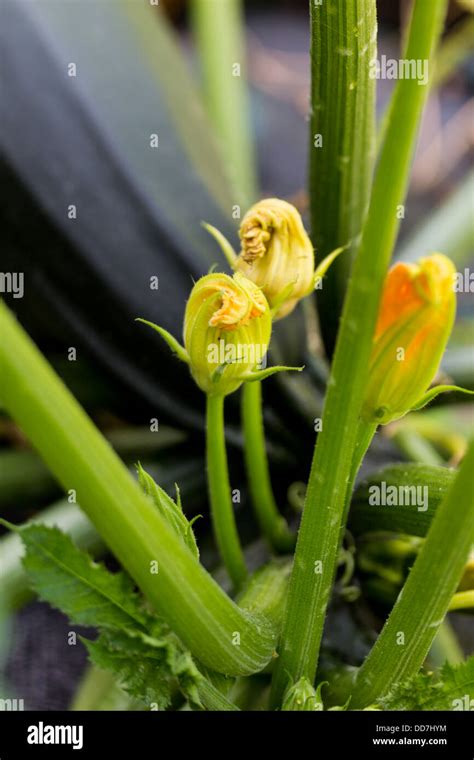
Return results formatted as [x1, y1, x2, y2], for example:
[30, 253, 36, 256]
[0, 0, 473, 712]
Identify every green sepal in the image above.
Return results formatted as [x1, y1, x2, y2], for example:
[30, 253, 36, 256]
[282, 677, 327, 711]
[313, 245, 346, 289]
[135, 319, 189, 364]
[137, 465, 199, 560]
[243, 365, 304, 383]
[409, 384, 474, 413]
[328, 696, 352, 711]
[202, 222, 238, 269]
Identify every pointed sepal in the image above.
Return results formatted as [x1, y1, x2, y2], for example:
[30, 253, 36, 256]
[202, 222, 238, 269]
[243, 365, 304, 383]
[313, 246, 346, 289]
[136, 319, 189, 364]
[409, 384, 474, 414]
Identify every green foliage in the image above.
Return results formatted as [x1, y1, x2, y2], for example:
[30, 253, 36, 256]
[137, 465, 200, 560]
[11, 523, 147, 629]
[1, 520, 202, 710]
[379, 657, 474, 711]
[84, 628, 201, 710]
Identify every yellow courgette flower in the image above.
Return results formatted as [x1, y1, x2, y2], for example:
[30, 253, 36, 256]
[183, 272, 272, 396]
[362, 253, 457, 425]
[235, 198, 315, 319]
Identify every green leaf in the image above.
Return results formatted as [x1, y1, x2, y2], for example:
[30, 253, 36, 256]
[137, 465, 200, 560]
[379, 657, 474, 711]
[11, 523, 148, 630]
[0, 503, 104, 612]
[2, 518, 204, 709]
[84, 626, 202, 711]
[410, 385, 474, 413]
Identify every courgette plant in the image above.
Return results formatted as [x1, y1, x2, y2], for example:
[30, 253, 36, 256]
[0, 0, 473, 711]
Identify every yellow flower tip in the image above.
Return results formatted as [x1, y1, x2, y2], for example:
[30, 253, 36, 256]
[183, 272, 271, 396]
[236, 198, 315, 320]
[363, 253, 457, 425]
[207, 273, 267, 331]
[413, 253, 456, 306]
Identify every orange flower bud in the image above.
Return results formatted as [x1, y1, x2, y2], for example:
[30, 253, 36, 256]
[362, 253, 456, 425]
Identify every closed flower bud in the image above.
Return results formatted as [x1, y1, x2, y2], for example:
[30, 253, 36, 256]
[235, 198, 315, 320]
[183, 272, 272, 396]
[282, 678, 325, 711]
[362, 253, 456, 425]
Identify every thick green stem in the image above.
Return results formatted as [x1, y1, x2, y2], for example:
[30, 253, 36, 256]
[206, 393, 247, 588]
[241, 381, 294, 553]
[311, 0, 377, 354]
[197, 677, 240, 711]
[350, 441, 474, 708]
[0, 301, 274, 676]
[190, 0, 257, 204]
[342, 420, 378, 532]
[271, 0, 448, 706]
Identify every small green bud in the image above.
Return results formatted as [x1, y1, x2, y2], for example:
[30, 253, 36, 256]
[282, 677, 326, 711]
